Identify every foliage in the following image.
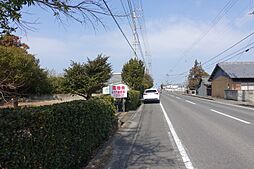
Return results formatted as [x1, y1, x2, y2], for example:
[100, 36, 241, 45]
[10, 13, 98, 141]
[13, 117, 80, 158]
[143, 73, 153, 90]
[0, 33, 29, 49]
[48, 76, 66, 94]
[64, 54, 112, 100]
[0, 0, 109, 34]
[0, 99, 117, 169]
[95, 94, 115, 106]
[126, 90, 141, 111]
[0, 46, 51, 107]
[121, 58, 145, 91]
[187, 59, 209, 90]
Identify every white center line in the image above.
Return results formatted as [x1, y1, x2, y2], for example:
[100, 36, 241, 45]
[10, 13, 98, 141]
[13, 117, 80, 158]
[210, 109, 251, 125]
[185, 100, 196, 105]
[175, 97, 181, 100]
[160, 103, 194, 169]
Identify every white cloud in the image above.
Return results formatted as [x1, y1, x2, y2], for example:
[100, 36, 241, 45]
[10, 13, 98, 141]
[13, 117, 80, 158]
[22, 16, 253, 84]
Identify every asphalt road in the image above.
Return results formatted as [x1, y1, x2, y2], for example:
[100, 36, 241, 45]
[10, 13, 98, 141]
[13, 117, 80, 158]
[126, 102, 184, 169]
[161, 91, 254, 169]
[106, 91, 254, 169]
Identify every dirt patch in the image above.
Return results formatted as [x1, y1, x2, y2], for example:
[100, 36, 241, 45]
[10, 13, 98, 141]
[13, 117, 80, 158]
[0, 99, 82, 109]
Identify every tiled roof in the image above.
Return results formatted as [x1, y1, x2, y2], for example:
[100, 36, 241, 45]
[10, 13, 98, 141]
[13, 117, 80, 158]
[218, 62, 254, 78]
[108, 73, 122, 85]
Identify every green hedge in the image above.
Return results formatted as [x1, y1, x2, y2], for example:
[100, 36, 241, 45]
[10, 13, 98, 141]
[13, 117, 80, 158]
[126, 90, 141, 111]
[0, 99, 117, 169]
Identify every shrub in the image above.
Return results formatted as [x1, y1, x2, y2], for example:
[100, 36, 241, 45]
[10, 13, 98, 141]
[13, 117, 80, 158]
[126, 90, 141, 111]
[95, 95, 115, 106]
[0, 99, 117, 169]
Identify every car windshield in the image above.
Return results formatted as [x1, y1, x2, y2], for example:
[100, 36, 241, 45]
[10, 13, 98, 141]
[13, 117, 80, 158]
[145, 90, 157, 93]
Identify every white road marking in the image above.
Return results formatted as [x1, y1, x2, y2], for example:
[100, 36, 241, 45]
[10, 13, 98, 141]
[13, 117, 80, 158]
[210, 109, 251, 125]
[185, 100, 196, 105]
[188, 95, 254, 111]
[160, 103, 194, 169]
[175, 97, 181, 100]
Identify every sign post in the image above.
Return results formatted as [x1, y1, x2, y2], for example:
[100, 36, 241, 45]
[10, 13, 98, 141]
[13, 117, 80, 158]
[110, 84, 128, 112]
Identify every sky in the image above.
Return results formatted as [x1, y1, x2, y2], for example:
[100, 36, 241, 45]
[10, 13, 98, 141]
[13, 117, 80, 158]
[17, 0, 254, 86]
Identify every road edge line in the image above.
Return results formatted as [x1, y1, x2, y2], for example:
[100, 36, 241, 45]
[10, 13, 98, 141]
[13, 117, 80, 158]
[160, 103, 194, 169]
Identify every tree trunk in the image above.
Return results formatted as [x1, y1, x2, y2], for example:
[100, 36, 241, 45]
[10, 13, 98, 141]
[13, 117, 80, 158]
[12, 96, 19, 109]
[86, 93, 92, 100]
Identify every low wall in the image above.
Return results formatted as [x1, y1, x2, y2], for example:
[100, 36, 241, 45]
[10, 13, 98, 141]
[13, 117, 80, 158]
[26, 94, 84, 102]
[225, 90, 254, 102]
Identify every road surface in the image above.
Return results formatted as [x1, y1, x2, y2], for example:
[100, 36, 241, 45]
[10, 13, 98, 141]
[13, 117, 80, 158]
[160, 91, 254, 169]
[106, 91, 254, 169]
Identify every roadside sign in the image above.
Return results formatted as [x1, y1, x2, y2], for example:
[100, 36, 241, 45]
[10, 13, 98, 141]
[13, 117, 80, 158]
[110, 84, 128, 98]
[102, 86, 110, 94]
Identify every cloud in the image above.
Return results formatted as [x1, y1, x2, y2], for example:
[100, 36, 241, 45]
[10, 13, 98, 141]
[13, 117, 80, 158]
[22, 16, 253, 84]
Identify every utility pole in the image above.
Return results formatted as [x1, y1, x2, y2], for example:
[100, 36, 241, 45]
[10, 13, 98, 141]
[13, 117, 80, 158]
[132, 10, 139, 58]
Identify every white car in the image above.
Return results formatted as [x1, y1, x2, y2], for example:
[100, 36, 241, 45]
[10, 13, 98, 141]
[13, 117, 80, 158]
[143, 88, 160, 103]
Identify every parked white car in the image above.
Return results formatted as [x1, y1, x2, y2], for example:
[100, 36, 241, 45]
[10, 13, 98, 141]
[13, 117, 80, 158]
[143, 88, 160, 103]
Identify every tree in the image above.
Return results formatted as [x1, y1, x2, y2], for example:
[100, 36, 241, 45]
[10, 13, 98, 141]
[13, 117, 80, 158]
[64, 54, 112, 100]
[48, 76, 66, 94]
[187, 59, 209, 90]
[0, 33, 29, 49]
[143, 73, 154, 89]
[0, 46, 51, 108]
[0, 0, 111, 34]
[121, 58, 145, 91]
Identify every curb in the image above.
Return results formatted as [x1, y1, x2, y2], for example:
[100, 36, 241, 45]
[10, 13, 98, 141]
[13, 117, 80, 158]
[183, 94, 254, 108]
[84, 105, 142, 169]
[182, 93, 214, 100]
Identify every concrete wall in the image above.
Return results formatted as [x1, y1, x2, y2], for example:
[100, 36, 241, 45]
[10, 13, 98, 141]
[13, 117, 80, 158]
[212, 76, 233, 98]
[197, 83, 207, 96]
[225, 90, 254, 102]
[26, 94, 84, 102]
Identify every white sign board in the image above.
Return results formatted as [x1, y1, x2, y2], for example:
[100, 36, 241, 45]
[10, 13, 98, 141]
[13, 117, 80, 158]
[102, 86, 110, 94]
[110, 84, 128, 98]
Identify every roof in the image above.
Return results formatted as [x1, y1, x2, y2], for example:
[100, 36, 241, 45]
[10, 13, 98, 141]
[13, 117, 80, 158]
[209, 62, 254, 81]
[108, 73, 122, 85]
[198, 77, 211, 86]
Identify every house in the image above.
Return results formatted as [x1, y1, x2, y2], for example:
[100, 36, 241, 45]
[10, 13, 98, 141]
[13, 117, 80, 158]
[197, 77, 211, 96]
[103, 73, 123, 94]
[208, 62, 254, 101]
[107, 73, 122, 85]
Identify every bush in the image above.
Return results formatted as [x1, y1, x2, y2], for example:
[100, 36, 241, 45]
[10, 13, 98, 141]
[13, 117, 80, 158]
[95, 95, 115, 106]
[0, 99, 117, 169]
[126, 90, 141, 111]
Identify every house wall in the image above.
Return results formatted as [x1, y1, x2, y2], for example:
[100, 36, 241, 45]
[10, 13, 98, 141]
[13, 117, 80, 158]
[212, 76, 233, 98]
[241, 83, 254, 90]
[197, 82, 207, 96]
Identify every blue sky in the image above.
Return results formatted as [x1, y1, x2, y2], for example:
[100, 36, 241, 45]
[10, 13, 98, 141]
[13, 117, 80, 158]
[18, 0, 254, 86]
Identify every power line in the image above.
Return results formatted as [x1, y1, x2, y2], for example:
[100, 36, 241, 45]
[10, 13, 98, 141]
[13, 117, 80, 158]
[204, 43, 254, 69]
[168, 0, 239, 73]
[202, 30, 254, 66]
[102, 0, 137, 56]
[166, 37, 254, 79]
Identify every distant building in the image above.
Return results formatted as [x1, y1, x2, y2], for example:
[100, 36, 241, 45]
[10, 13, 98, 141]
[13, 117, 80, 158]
[165, 84, 185, 92]
[197, 77, 211, 96]
[107, 73, 122, 85]
[209, 62, 254, 100]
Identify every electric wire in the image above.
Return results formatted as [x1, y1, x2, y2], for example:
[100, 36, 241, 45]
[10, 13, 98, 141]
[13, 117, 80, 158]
[168, 0, 239, 73]
[102, 0, 137, 56]
[202, 30, 254, 66]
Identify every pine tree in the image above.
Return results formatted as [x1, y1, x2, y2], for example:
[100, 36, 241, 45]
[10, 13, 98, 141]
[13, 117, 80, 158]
[187, 60, 209, 90]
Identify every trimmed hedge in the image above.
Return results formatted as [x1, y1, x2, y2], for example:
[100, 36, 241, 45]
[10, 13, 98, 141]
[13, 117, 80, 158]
[0, 99, 117, 169]
[126, 90, 141, 111]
